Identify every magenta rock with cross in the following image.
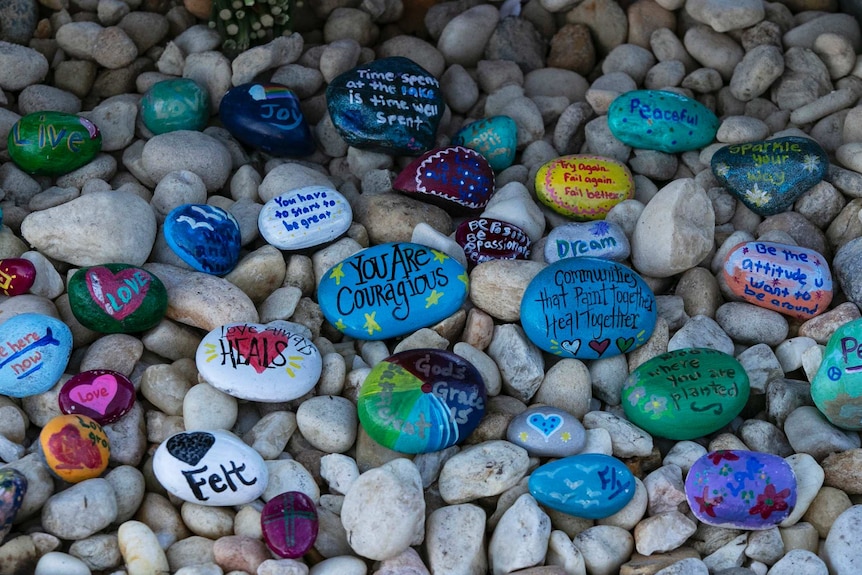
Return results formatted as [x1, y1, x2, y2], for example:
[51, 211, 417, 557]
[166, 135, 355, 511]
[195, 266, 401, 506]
[261, 491, 319, 558]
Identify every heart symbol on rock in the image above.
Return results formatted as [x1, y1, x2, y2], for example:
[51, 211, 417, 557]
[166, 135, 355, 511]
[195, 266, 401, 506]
[227, 326, 291, 375]
[48, 424, 103, 470]
[167, 431, 215, 466]
[85, 266, 150, 321]
[589, 339, 611, 356]
[616, 337, 635, 353]
[527, 413, 563, 440]
[560, 340, 581, 356]
[70, 374, 118, 416]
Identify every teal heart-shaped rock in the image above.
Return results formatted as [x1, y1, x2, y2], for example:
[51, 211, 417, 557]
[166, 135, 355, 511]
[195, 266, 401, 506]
[0, 469, 27, 542]
[164, 204, 242, 275]
[711, 136, 827, 216]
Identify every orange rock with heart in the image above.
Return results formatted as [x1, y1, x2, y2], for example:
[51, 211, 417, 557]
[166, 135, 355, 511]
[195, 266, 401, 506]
[39, 414, 110, 483]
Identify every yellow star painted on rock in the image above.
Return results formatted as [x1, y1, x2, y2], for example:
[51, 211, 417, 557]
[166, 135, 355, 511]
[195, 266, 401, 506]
[425, 289, 444, 308]
[363, 312, 382, 336]
[458, 272, 469, 288]
[561, 432, 572, 442]
[335, 318, 346, 331]
[432, 249, 449, 264]
[519, 431, 528, 441]
[329, 262, 345, 285]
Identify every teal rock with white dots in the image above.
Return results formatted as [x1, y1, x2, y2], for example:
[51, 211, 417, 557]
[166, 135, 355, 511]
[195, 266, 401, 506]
[811, 318, 862, 430]
[608, 90, 719, 153]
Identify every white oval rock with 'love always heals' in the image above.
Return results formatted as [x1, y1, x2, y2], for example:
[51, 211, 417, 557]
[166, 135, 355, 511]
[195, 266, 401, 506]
[258, 186, 352, 250]
[196, 321, 322, 402]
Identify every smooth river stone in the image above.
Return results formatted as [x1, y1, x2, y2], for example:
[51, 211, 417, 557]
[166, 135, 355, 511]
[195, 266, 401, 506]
[164, 204, 242, 275]
[393, 145, 495, 213]
[258, 186, 352, 250]
[141, 78, 210, 135]
[219, 82, 314, 157]
[153, 429, 268, 506]
[261, 491, 319, 559]
[326, 56, 444, 155]
[810, 318, 862, 430]
[317, 242, 470, 340]
[0, 469, 26, 542]
[535, 155, 634, 220]
[58, 369, 136, 425]
[67, 264, 169, 333]
[357, 349, 486, 454]
[621, 348, 751, 440]
[721, 241, 832, 320]
[452, 115, 518, 171]
[607, 90, 719, 153]
[711, 136, 827, 216]
[519, 257, 657, 360]
[529, 453, 636, 519]
[685, 450, 797, 529]
[455, 217, 531, 266]
[0, 313, 72, 399]
[0, 258, 36, 296]
[7, 111, 102, 176]
[39, 414, 110, 483]
[545, 221, 631, 263]
[195, 321, 322, 403]
[506, 405, 585, 458]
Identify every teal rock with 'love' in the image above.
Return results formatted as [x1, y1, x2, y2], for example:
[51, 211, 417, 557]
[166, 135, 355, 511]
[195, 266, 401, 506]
[545, 221, 630, 263]
[529, 453, 636, 518]
[811, 318, 862, 430]
[67, 264, 168, 333]
[608, 90, 719, 153]
[141, 78, 210, 135]
[520, 257, 656, 359]
[8, 112, 101, 176]
[452, 116, 517, 171]
[317, 242, 469, 340]
[622, 348, 750, 440]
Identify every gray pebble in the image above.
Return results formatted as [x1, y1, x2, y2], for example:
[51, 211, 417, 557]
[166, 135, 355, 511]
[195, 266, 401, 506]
[42, 479, 118, 540]
[0, 41, 48, 90]
[784, 406, 861, 461]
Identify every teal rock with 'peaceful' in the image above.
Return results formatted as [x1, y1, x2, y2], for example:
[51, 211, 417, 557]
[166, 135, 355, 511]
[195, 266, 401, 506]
[7, 112, 102, 176]
[608, 90, 719, 153]
[452, 116, 518, 171]
[811, 318, 862, 430]
[141, 78, 210, 135]
[622, 348, 750, 440]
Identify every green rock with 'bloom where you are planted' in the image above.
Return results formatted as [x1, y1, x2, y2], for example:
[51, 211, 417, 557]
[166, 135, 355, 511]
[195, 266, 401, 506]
[8, 112, 101, 176]
[622, 348, 750, 440]
[811, 318, 862, 430]
[141, 78, 210, 135]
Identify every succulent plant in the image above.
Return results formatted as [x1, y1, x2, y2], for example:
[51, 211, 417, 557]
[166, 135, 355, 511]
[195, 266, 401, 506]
[209, 0, 299, 56]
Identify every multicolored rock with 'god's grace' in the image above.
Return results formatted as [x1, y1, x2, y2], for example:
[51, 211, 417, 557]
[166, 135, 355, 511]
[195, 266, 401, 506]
[0, 258, 36, 296]
[520, 257, 656, 360]
[811, 318, 862, 430]
[317, 242, 470, 340]
[607, 90, 719, 154]
[507, 405, 585, 458]
[622, 348, 750, 440]
[141, 78, 210, 135]
[58, 370, 136, 425]
[455, 217, 531, 266]
[722, 241, 832, 320]
[357, 349, 486, 454]
[195, 321, 322, 403]
[711, 137, 827, 216]
[0, 469, 26, 542]
[326, 57, 444, 155]
[164, 204, 242, 275]
[529, 453, 636, 519]
[67, 264, 168, 333]
[452, 116, 517, 171]
[261, 491, 319, 559]
[8, 112, 102, 176]
[394, 146, 495, 213]
[545, 221, 630, 263]
[219, 83, 314, 156]
[0, 313, 72, 399]
[535, 155, 634, 220]
[39, 414, 110, 483]
[685, 450, 797, 530]
[258, 186, 352, 251]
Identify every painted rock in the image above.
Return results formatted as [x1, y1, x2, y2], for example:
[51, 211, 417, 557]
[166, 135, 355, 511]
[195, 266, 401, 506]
[721, 241, 832, 320]
[711, 137, 827, 216]
[545, 221, 630, 263]
[0, 469, 26, 542]
[67, 264, 168, 333]
[261, 491, 319, 558]
[326, 56, 444, 155]
[535, 155, 634, 220]
[317, 242, 470, 340]
[39, 414, 110, 483]
[621, 348, 750, 440]
[8, 111, 102, 176]
[219, 83, 314, 157]
[357, 349, 486, 453]
[0, 258, 36, 296]
[811, 318, 862, 430]
[141, 78, 210, 135]
[258, 186, 352, 250]
[0, 313, 72, 399]
[685, 450, 797, 529]
[529, 453, 636, 519]
[607, 90, 719, 153]
[153, 429, 268, 506]
[164, 204, 242, 275]
[520, 257, 656, 360]
[455, 217, 531, 266]
[196, 321, 322, 403]
[394, 146, 495, 213]
[452, 116, 517, 171]
[58, 370, 136, 425]
[506, 405, 585, 458]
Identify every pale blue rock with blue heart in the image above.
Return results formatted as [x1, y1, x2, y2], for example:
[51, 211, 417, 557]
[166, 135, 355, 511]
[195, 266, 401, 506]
[529, 453, 636, 518]
[0, 313, 73, 398]
[507, 405, 585, 457]
[520, 257, 657, 360]
[545, 220, 630, 263]
[608, 90, 719, 153]
[452, 116, 517, 171]
[317, 242, 470, 340]
[164, 204, 242, 276]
